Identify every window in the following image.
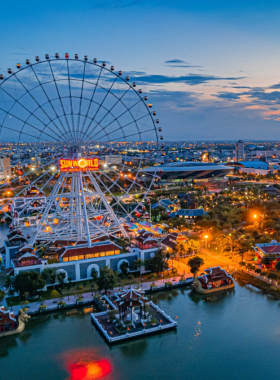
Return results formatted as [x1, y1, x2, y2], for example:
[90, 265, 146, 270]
[85, 254, 94, 259]
[63, 257, 68, 262]
[69, 256, 79, 261]
[100, 252, 105, 257]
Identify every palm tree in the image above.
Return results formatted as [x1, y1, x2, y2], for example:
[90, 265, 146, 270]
[4, 275, 14, 291]
[134, 259, 144, 283]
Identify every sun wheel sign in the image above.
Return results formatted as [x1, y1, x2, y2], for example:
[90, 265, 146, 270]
[59, 158, 99, 172]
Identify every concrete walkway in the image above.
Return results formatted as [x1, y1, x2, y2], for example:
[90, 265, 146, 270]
[7, 275, 193, 316]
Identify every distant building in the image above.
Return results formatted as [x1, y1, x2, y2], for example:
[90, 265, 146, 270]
[104, 155, 122, 165]
[142, 161, 233, 181]
[235, 140, 245, 161]
[237, 161, 269, 175]
[0, 157, 11, 180]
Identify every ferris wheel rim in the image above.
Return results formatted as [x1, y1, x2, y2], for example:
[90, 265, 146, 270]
[0, 57, 160, 148]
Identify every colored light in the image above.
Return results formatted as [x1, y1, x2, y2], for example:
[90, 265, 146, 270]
[59, 157, 99, 172]
[69, 360, 111, 380]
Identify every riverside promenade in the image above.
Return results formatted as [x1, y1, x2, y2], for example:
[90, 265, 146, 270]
[8, 274, 193, 316]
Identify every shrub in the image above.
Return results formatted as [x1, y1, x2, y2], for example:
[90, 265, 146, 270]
[19, 300, 30, 305]
[261, 272, 267, 276]
[127, 274, 134, 280]
[150, 284, 157, 289]
[239, 261, 246, 266]
[76, 297, 83, 302]
[255, 269, 261, 274]
[165, 281, 172, 287]
[50, 290, 61, 299]
[39, 304, 47, 309]
[78, 285, 84, 291]
[151, 318, 158, 325]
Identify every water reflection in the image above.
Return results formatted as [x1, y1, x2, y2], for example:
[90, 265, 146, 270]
[189, 288, 235, 304]
[115, 339, 148, 357]
[60, 348, 112, 380]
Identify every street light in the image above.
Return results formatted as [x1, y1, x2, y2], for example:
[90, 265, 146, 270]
[204, 235, 208, 249]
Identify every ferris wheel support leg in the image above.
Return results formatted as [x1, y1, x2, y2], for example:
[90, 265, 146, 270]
[32, 172, 66, 245]
[78, 172, 92, 247]
[87, 171, 129, 240]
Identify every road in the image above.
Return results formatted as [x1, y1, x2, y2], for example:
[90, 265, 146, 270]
[170, 249, 239, 276]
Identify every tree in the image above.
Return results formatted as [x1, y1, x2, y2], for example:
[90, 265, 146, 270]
[120, 261, 129, 276]
[57, 272, 66, 288]
[275, 261, 280, 272]
[187, 256, 204, 277]
[134, 258, 144, 282]
[261, 256, 272, 267]
[0, 289, 5, 301]
[267, 272, 278, 285]
[42, 268, 54, 282]
[145, 249, 169, 274]
[4, 275, 14, 291]
[14, 271, 46, 298]
[96, 266, 119, 294]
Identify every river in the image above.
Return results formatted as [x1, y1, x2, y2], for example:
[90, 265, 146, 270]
[1, 282, 280, 380]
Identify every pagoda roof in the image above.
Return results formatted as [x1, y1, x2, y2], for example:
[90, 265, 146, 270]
[115, 288, 148, 308]
[19, 243, 33, 253]
[24, 185, 45, 198]
[0, 306, 16, 324]
[200, 266, 231, 284]
[18, 252, 36, 261]
[58, 241, 122, 259]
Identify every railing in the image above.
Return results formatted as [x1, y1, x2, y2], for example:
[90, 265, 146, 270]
[102, 294, 117, 310]
[242, 268, 280, 289]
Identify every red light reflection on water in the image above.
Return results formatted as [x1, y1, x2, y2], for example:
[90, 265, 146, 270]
[69, 360, 111, 380]
[60, 349, 112, 380]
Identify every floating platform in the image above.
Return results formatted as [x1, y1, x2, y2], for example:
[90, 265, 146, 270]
[91, 298, 177, 344]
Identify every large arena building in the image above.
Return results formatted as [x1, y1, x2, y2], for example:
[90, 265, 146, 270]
[143, 161, 233, 181]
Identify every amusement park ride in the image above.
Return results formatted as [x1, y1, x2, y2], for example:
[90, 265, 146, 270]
[0, 54, 163, 246]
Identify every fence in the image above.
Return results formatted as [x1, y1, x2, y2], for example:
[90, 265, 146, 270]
[241, 268, 280, 289]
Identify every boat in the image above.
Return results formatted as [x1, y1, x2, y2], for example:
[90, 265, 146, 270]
[193, 266, 235, 294]
[0, 307, 30, 338]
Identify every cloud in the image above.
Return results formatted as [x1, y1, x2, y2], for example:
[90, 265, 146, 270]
[268, 83, 280, 89]
[131, 73, 245, 86]
[214, 92, 242, 100]
[164, 59, 202, 68]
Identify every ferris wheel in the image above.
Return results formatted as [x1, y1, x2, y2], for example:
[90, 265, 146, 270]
[0, 54, 163, 246]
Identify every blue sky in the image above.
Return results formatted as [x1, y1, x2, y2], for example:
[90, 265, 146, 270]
[2, 0, 280, 140]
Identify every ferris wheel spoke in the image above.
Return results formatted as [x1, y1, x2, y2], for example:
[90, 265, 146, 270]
[79, 65, 103, 140]
[29, 65, 70, 143]
[13, 72, 66, 143]
[86, 98, 142, 142]
[87, 84, 132, 137]
[76, 61, 86, 142]
[15, 169, 59, 218]
[48, 60, 75, 143]
[0, 167, 59, 220]
[0, 91, 61, 143]
[66, 60, 76, 143]
[0, 119, 60, 143]
[89, 171, 131, 228]
[81, 76, 117, 141]
[0, 156, 59, 194]
[91, 114, 149, 142]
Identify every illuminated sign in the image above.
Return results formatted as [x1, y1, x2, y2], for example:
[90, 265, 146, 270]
[59, 158, 99, 172]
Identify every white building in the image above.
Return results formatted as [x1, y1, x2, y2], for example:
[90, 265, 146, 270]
[0, 157, 11, 181]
